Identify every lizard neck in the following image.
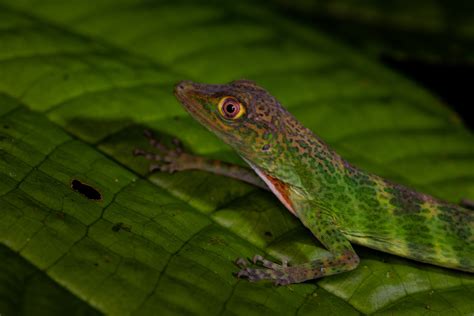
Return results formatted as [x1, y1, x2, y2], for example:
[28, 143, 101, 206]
[237, 109, 355, 218]
[254, 111, 346, 198]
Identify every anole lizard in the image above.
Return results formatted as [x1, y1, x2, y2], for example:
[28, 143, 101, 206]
[135, 80, 474, 285]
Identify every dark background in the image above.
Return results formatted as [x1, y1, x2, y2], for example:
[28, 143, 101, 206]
[382, 57, 473, 131]
[273, 1, 474, 131]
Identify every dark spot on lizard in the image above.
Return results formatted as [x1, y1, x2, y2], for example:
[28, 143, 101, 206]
[71, 179, 102, 200]
[3, 124, 9, 129]
[264, 231, 273, 238]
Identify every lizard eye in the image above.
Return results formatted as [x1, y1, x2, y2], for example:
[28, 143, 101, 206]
[218, 96, 245, 120]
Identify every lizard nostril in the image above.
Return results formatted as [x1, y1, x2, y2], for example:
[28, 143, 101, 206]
[175, 80, 193, 91]
[174, 81, 188, 96]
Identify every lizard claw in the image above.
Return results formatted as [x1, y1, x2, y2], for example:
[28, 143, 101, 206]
[253, 254, 286, 269]
[236, 267, 270, 282]
[236, 268, 251, 279]
[234, 257, 249, 268]
[252, 254, 263, 264]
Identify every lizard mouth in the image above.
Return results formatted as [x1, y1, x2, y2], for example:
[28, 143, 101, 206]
[174, 80, 218, 128]
[174, 80, 242, 146]
[175, 80, 203, 116]
[174, 80, 195, 106]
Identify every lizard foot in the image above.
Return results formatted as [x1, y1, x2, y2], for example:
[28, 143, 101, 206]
[133, 129, 192, 173]
[235, 255, 292, 285]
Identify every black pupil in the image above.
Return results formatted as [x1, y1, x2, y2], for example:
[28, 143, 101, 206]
[225, 103, 236, 114]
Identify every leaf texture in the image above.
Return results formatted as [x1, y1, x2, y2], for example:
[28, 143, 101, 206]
[0, 1, 473, 315]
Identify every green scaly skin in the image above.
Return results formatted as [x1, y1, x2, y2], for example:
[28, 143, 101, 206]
[138, 80, 474, 285]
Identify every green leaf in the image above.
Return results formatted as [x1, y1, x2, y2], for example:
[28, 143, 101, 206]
[0, 1, 473, 315]
[0, 244, 101, 316]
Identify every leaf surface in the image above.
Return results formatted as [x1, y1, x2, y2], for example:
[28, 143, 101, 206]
[0, 1, 473, 315]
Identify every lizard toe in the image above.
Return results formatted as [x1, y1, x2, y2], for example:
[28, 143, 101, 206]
[234, 257, 249, 268]
[252, 254, 286, 270]
[236, 268, 270, 282]
[236, 266, 289, 283]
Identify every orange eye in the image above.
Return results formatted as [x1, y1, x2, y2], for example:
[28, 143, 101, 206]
[218, 96, 245, 120]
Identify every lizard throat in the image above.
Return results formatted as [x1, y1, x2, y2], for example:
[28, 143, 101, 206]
[244, 158, 297, 217]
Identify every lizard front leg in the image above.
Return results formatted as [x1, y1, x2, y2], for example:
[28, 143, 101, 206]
[236, 213, 359, 285]
[134, 130, 268, 190]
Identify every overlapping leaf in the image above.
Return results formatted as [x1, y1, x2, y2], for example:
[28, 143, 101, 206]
[273, 0, 474, 63]
[0, 1, 473, 315]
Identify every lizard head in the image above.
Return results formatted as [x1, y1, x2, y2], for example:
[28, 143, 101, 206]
[174, 80, 289, 168]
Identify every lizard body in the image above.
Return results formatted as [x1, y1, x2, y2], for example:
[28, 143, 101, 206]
[137, 80, 473, 285]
